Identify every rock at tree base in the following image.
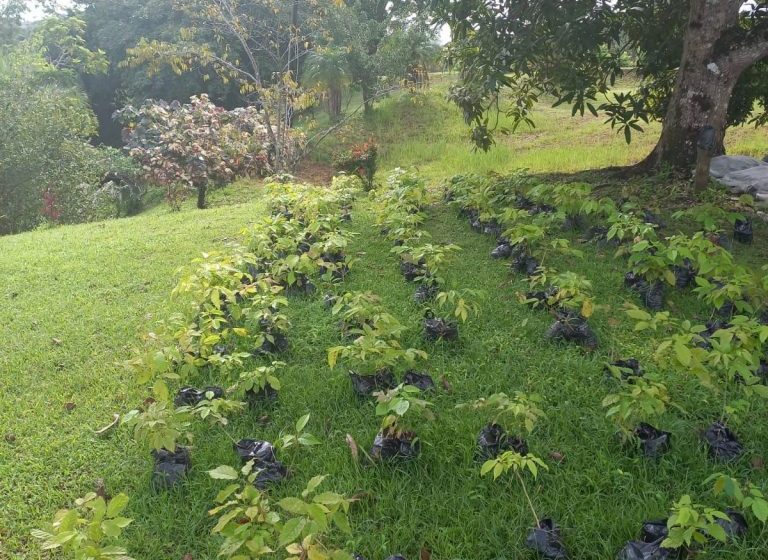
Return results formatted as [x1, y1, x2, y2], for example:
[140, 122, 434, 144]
[710, 155, 768, 201]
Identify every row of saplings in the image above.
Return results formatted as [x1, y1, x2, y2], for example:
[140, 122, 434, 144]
[444, 171, 768, 558]
[30, 172, 768, 560]
[31, 176, 388, 560]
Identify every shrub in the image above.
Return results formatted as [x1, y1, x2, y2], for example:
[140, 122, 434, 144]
[116, 95, 302, 209]
[0, 46, 138, 234]
[333, 141, 378, 190]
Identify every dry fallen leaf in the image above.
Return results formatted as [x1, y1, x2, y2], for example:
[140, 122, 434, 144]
[440, 375, 453, 393]
[419, 547, 432, 560]
[345, 433, 359, 463]
[94, 414, 120, 436]
[64, 402, 76, 412]
[94, 478, 108, 500]
[549, 451, 565, 463]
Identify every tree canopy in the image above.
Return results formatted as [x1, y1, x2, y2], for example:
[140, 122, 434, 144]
[431, 0, 768, 171]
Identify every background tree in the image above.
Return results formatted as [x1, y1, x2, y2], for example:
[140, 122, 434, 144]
[73, 0, 244, 145]
[0, 21, 137, 234]
[124, 0, 319, 172]
[303, 48, 351, 121]
[431, 0, 768, 173]
[325, 0, 435, 114]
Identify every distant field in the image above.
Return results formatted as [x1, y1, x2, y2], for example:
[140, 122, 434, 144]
[310, 74, 767, 182]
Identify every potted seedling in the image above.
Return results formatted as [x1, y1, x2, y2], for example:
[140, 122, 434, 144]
[606, 211, 659, 249]
[232, 413, 321, 488]
[122, 398, 193, 489]
[235, 361, 285, 405]
[662, 495, 731, 551]
[520, 266, 559, 311]
[528, 181, 595, 231]
[615, 495, 729, 560]
[328, 333, 428, 397]
[491, 208, 529, 259]
[378, 210, 428, 246]
[392, 243, 461, 288]
[693, 266, 754, 320]
[625, 239, 678, 310]
[270, 253, 317, 296]
[541, 274, 597, 349]
[662, 232, 725, 290]
[32, 492, 134, 560]
[602, 378, 673, 458]
[506, 219, 582, 277]
[208, 466, 355, 559]
[706, 473, 768, 537]
[628, 308, 768, 462]
[331, 291, 406, 339]
[673, 199, 753, 246]
[312, 229, 358, 281]
[372, 384, 434, 461]
[481, 451, 568, 559]
[457, 392, 545, 461]
[244, 288, 291, 355]
[423, 289, 483, 342]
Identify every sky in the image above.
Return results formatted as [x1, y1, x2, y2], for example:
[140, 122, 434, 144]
[21, 0, 453, 43]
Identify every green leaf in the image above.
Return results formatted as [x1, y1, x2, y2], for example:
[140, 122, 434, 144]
[302, 475, 326, 498]
[278, 497, 307, 515]
[208, 465, 239, 480]
[394, 399, 410, 416]
[278, 517, 306, 547]
[480, 459, 495, 477]
[707, 522, 728, 543]
[101, 519, 126, 538]
[296, 413, 310, 432]
[106, 493, 130, 517]
[215, 484, 240, 503]
[298, 433, 322, 446]
[752, 499, 768, 522]
[674, 342, 692, 366]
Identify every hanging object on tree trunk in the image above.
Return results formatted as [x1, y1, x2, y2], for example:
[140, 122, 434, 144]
[694, 125, 716, 191]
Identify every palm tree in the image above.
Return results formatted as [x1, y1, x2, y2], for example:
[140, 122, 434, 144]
[303, 48, 350, 121]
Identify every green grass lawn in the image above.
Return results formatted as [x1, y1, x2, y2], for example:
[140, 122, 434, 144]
[3, 180, 768, 559]
[2, 84, 768, 559]
[310, 75, 767, 183]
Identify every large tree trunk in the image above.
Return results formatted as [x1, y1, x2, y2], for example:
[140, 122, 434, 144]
[643, 0, 768, 173]
[362, 82, 374, 115]
[328, 85, 342, 120]
[196, 181, 207, 209]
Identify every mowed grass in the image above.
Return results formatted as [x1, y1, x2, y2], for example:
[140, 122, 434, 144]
[2, 83, 768, 559]
[3, 179, 768, 559]
[311, 75, 767, 182]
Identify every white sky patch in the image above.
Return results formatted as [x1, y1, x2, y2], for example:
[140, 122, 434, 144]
[20, 0, 73, 22]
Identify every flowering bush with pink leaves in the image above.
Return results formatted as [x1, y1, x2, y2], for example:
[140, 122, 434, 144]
[115, 95, 302, 208]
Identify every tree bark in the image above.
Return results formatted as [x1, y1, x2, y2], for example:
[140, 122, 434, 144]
[196, 181, 207, 209]
[642, 0, 768, 173]
[329, 85, 342, 120]
[362, 82, 374, 115]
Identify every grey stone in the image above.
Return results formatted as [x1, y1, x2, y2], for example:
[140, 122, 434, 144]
[719, 166, 768, 200]
[710, 155, 768, 201]
[709, 155, 764, 178]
